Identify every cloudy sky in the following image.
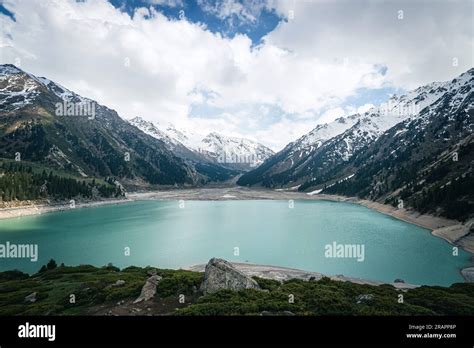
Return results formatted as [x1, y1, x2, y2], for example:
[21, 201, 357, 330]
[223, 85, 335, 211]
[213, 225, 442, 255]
[0, 0, 472, 150]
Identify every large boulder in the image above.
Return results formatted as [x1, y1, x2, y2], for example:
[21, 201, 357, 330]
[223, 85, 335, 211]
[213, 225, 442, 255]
[24, 292, 37, 303]
[461, 267, 474, 282]
[133, 275, 162, 303]
[112, 279, 126, 287]
[200, 258, 260, 294]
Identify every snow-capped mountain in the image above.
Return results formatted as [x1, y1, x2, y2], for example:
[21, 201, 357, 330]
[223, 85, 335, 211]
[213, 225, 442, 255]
[306, 80, 452, 166]
[129, 117, 184, 151]
[0, 64, 210, 186]
[198, 132, 274, 167]
[238, 68, 474, 193]
[0, 65, 43, 110]
[294, 77, 450, 162]
[1, 64, 243, 186]
[319, 68, 474, 220]
[0, 65, 93, 112]
[296, 113, 362, 150]
[129, 116, 274, 170]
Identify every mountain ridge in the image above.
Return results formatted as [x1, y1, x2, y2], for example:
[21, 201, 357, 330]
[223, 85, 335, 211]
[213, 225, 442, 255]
[0, 64, 201, 190]
[129, 116, 274, 171]
[238, 68, 474, 220]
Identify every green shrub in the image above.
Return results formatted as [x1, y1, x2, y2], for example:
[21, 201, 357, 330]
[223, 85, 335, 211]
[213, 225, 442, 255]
[156, 271, 203, 298]
[1, 264, 473, 316]
[0, 270, 29, 281]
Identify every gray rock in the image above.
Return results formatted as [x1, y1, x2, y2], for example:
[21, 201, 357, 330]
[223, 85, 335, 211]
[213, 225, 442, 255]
[356, 294, 374, 304]
[200, 258, 260, 294]
[461, 267, 474, 282]
[394, 278, 405, 283]
[133, 275, 162, 303]
[112, 279, 126, 287]
[24, 292, 37, 303]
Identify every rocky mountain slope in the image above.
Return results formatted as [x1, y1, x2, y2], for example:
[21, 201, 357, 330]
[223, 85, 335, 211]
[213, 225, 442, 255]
[129, 116, 274, 170]
[238, 68, 474, 220]
[0, 64, 201, 189]
[199, 132, 274, 169]
[126, 116, 241, 182]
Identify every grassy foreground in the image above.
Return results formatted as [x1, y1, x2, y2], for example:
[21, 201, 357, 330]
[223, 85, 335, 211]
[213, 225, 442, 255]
[1, 263, 473, 316]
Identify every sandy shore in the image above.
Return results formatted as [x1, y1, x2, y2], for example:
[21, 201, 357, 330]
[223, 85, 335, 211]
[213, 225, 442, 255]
[187, 261, 418, 289]
[357, 200, 473, 254]
[0, 198, 133, 220]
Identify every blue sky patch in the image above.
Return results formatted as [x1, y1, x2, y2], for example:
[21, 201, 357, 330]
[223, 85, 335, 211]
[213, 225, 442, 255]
[344, 86, 403, 108]
[0, 3, 15, 21]
[108, 0, 282, 44]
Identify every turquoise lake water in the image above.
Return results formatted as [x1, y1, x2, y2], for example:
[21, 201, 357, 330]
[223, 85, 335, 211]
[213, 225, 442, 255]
[0, 200, 470, 285]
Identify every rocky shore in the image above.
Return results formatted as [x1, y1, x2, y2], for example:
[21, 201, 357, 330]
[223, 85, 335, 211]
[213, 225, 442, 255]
[0, 197, 132, 220]
[188, 259, 419, 289]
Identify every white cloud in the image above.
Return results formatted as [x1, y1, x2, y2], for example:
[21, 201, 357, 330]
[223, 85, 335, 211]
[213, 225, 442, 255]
[357, 103, 375, 114]
[147, 0, 183, 7]
[198, 0, 271, 25]
[316, 103, 375, 125]
[0, 0, 471, 151]
[317, 107, 346, 125]
[266, 0, 473, 90]
[253, 117, 316, 150]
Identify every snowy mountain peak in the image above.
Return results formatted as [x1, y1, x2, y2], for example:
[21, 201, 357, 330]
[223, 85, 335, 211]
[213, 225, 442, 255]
[0, 64, 44, 110]
[37, 76, 75, 100]
[294, 69, 472, 156]
[199, 132, 274, 166]
[0, 64, 92, 111]
[129, 116, 181, 150]
[129, 116, 274, 168]
[0, 64, 23, 75]
[202, 132, 224, 143]
[238, 67, 474, 188]
[294, 113, 363, 152]
[318, 73, 472, 164]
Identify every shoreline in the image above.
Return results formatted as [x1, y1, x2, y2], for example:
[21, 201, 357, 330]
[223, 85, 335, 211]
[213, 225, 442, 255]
[0, 186, 472, 281]
[1, 186, 472, 251]
[186, 261, 419, 289]
[0, 197, 134, 220]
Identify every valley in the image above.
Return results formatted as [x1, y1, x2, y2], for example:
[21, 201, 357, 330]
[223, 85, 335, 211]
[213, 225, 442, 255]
[1, 63, 473, 288]
[0, 65, 474, 266]
[1, 64, 472, 225]
[1, 1, 473, 341]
